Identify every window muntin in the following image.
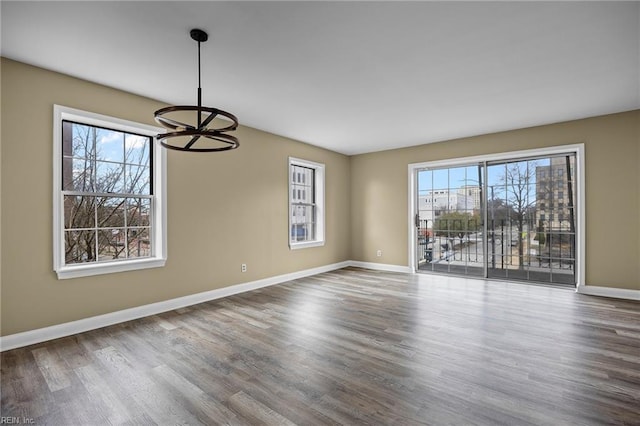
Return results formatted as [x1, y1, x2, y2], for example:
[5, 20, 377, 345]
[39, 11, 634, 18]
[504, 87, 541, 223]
[288, 157, 324, 249]
[62, 121, 152, 265]
[415, 152, 577, 286]
[54, 106, 166, 279]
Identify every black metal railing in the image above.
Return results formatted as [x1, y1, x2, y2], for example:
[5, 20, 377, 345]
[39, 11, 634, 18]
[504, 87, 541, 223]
[417, 218, 576, 281]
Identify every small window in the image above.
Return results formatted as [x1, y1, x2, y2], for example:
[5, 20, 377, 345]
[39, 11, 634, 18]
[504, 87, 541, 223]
[288, 157, 325, 249]
[53, 105, 167, 279]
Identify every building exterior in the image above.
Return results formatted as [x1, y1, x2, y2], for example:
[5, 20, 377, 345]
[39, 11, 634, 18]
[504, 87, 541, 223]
[457, 185, 482, 210]
[418, 190, 474, 223]
[534, 156, 576, 233]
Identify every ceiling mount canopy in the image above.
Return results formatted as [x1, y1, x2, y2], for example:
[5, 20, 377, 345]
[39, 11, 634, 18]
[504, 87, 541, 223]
[154, 28, 239, 152]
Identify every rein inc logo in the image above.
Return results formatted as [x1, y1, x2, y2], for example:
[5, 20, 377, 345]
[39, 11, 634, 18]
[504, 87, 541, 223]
[0, 418, 34, 424]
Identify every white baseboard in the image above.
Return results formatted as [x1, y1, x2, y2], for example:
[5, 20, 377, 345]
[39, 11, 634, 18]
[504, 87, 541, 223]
[0, 261, 351, 352]
[5, 261, 636, 351]
[349, 261, 412, 274]
[576, 284, 640, 301]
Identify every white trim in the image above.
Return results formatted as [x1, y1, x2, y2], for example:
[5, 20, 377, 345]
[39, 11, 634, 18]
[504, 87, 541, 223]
[3, 260, 638, 351]
[576, 285, 640, 301]
[407, 165, 418, 272]
[407, 144, 586, 171]
[289, 240, 326, 250]
[349, 261, 413, 274]
[407, 143, 586, 289]
[55, 258, 167, 280]
[53, 105, 167, 279]
[53, 105, 164, 135]
[288, 157, 325, 249]
[0, 261, 350, 352]
[573, 144, 586, 292]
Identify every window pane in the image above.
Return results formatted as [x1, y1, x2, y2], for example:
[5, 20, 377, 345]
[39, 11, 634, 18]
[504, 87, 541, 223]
[125, 165, 150, 194]
[63, 157, 96, 191]
[127, 198, 151, 227]
[64, 195, 96, 229]
[65, 230, 96, 264]
[291, 223, 312, 242]
[96, 161, 124, 193]
[95, 128, 124, 163]
[98, 229, 126, 261]
[125, 134, 150, 166]
[97, 197, 125, 228]
[291, 165, 314, 202]
[418, 169, 433, 193]
[432, 168, 448, 191]
[128, 228, 151, 258]
[291, 205, 304, 225]
[448, 167, 466, 192]
[67, 122, 92, 159]
[291, 204, 315, 242]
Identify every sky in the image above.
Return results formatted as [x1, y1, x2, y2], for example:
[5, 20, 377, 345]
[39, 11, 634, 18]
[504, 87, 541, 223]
[417, 159, 555, 198]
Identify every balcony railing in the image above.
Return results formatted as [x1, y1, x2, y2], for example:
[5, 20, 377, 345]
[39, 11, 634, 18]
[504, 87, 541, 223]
[417, 218, 575, 285]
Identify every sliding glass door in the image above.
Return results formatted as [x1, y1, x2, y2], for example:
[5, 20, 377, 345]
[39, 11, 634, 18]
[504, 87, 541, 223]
[416, 164, 485, 278]
[415, 152, 577, 286]
[486, 155, 576, 285]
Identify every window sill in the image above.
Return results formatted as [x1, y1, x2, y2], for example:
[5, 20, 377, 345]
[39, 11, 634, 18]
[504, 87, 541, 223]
[56, 257, 166, 279]
[289, 240, 325, 250]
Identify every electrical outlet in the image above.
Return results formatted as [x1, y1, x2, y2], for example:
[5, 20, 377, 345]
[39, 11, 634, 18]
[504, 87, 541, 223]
[241, 263, 247, 273]
[376, 250, 382, 257]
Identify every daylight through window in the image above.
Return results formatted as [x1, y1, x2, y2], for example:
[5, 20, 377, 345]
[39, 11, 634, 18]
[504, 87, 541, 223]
[289, 157, 325, 249]
[62, 121, 152, 264]
[54, 106, 166, 279]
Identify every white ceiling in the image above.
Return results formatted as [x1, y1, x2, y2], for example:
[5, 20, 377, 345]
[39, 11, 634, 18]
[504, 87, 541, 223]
[2, 1, 639, 155]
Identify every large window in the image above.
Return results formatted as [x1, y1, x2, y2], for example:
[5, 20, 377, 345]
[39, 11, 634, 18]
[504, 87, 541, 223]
[289, 157, 325, 249]
[411, 144, 584, 288]
[53, 106, 166, 279]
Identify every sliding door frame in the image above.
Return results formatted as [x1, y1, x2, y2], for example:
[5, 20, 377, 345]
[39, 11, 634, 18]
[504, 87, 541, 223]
[408, 144, 585, 289]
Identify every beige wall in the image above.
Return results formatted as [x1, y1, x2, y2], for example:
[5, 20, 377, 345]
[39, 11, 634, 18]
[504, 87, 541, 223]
[351, 110, 640, 290]
[0, 58, 3, 333]
[0, 59, 351, 335]
[1, 57, 638, 337]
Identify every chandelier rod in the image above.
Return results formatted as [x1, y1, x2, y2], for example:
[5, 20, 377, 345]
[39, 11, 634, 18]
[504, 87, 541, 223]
[187, 29, 209, 150]
[196, 35, 202, 128]
[154, 28, 239, 152]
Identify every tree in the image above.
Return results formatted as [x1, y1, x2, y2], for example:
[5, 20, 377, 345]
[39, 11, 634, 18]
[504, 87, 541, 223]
[486, 197, 514, 225]
[63, 123, 150, 264]
[434, 211, 481, 238]
[497, 162, 538, 269]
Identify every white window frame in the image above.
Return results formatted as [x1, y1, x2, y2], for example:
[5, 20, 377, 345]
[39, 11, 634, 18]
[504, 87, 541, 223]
[288, 157, 325, 249]
[408, 143, 585, 288]
[53, 105, 167, 279]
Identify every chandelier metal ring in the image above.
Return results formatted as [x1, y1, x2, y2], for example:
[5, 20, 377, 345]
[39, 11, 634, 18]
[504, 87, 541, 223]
[154, 105, 238, 133]
[154, 28, 240, 152]
[158, 129, 239, 152]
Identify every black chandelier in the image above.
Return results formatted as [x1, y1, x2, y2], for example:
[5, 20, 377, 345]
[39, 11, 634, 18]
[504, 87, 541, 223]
[154, 29, 239, 152]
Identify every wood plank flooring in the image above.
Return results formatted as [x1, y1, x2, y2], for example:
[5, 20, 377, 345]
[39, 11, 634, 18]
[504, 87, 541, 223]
[2, 267, 640, 425]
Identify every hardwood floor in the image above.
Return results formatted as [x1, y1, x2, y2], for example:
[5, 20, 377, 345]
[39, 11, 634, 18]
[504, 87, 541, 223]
[2, 267, 639, 425]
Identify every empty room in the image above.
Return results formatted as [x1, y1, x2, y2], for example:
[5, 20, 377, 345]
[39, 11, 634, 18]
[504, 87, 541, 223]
[1, 1, 639, 425]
